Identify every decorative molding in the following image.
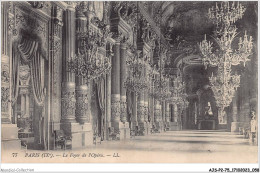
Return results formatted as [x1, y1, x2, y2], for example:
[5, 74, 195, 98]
[61, 83, 76, 121]
[1, 64, 10, 84]
[1, 87, 10, 113]
[111, 100, 121, 120]
[120, 101, 127, 122]
[19, 65, 30, 85]
[28, 1, 44, 9]
[75, 85, 89, 123]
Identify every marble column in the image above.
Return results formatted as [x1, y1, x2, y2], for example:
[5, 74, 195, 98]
[61, 5, 76, 123]
[75, 84, 89, 124]
[230, 94, 239, 132]
[154, 101, 162, 132]
[170, 104, 174, 122]
[144, 91, 149, 122]
[120, 43, 127, 122]
[1, 2, 21, 151]
[75, 8, 89, 124]
[162, 101, 166, 123]
[150, 96, 155, 124]
[111, 40, 121, 125]
[137, 92, 146, 135]
[173, 104, 178, 122]
[154, 101, 160, 122]
[232, 93, 238, 122]
[137, 92, 145, 122]
[166, 102, 170, 123]
[132, 92, 138, 128]
[50, 5, 63, 136]
[1, 2, 13, 124]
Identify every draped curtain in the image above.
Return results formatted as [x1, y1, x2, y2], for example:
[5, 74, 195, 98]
[18, 39, 45, 106]
[11, 44, 20, 105]
[97, 77, 105, 140]
[18, 38, 46, 149]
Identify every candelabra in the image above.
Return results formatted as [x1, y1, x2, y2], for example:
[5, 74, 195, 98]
[199, 1, 253, 111]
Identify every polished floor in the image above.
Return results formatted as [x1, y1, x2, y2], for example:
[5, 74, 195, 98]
[3, 130, 258, 163]
[84, 130, 258, 163]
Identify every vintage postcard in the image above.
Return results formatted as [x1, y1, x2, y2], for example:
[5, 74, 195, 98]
[1, 1, 259, 172]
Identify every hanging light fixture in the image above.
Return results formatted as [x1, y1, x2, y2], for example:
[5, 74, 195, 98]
[67, 2, 112, 82]
[199, 1, 253, 112]
[124, 2, 149, 93]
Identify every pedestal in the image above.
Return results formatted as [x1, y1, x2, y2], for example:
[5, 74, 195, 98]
[137, 122, 150, 136]
[231, 122, 248, 133]
[112, 121, 130, 139]
[61, 122, 93, 148]
[155, 122, 163, 132]
[197, 120, 216, 130]
[1, 124, 21, 151]
[169, 122, 181, 131]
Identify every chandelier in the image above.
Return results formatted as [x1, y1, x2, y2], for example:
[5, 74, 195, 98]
[209, 66, 240, 111]
[68, 47, 112, 81]
[152, 73, 171, 101]
[167, 75, 188, 107]
[67, 7, 112, 82]
[125, 51, 149, 92]
[199, 1, 253, 111]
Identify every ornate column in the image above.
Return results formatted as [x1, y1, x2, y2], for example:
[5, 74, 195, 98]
[231, 92, 241, 132]
[173, 103, 178, 122]
[166, 102, 170, 123]
[137, 92, 146, 135]
[120, 42, 127, 122]
[50, 5, 63, 126]
[154, 101, 159, 122]
[149, 95, 155, 125]
[1, 2, 21, 151]
[144, 91, 149, 122]
[137, 93, 145, 122]
[143, 91, 149, 135]
[132, 92, 138, 128]
[162, 101, 166, 124]
[61, 4, 76, 123]
[111, 39, 121, 126]
[75, 4, 89, 124]
[1, 2, 13, 124]
[154, 100, 162, 132]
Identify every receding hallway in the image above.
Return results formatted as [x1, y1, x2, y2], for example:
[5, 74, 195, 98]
[4, 130, 257, 163]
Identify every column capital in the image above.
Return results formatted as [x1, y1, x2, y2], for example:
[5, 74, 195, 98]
[120, 42, 127, 49]
[66, 2, 77, 11]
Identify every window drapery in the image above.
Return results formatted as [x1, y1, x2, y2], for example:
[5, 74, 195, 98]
[11, 44, 20, 106]
[18, 38, 46, 149]
[18, 39, 45, 106]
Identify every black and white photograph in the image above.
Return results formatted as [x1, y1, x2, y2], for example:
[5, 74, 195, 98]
[0, 0, 258, 172]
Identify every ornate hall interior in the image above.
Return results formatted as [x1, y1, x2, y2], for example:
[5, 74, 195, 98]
[1, 1, 258, 163]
